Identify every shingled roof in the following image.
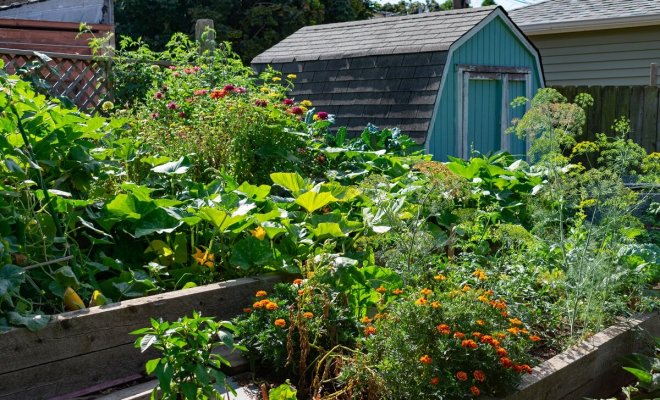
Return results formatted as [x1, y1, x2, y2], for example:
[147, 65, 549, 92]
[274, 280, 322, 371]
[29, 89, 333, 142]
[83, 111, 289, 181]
[0, 0, 113, 24]
[253, 6, 500, 142]
[510, 0, 660, 34]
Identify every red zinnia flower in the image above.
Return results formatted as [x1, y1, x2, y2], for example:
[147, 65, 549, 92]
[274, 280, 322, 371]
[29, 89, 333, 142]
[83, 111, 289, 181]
[167, 101, 177, 110]
[289, 106, 303, 115]
[282, 98, 294, 105]
[316, 111, 329, 120]
[470, 386, 480, 396]
[456, 371, 468, 381]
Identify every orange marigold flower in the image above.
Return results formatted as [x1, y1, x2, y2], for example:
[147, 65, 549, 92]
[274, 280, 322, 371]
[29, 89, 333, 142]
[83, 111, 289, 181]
[476, 319, 486, 326]
[461, 339, 478, 349]
[473, 370, 486, 382]
[509, 318, 523, 326]
[495, 332, 507, 339]
[456, 371, 468, 381]
[472, 269, 487, 281]
[507, 327, 521, 335]
[430, 376, 440, 385]
[419, 355, 432, 365]
[431, 301, 442, 309]
[490, 339, 501, 347]
[210, 89, 228, 99]
[293, 278, 303, 285]
[462, 285, 471, 292]
[500, 357, 513, 368]
[496, 347, 508, 357]
[243, 307, 252, 313]
[491, 300, 507, 310]
[256, 290, 268, 298]
[529, 335, 541, 342]
[521, 364, 533, 374]
[253, 300, 265, 309]
[266, 302, 278, 311]
[433, 274, 447, 281]
[303, 312, 314, 319]
[375, 286, 387, 294]
[473, 332, 482, 338]
[480, 335, 493, 344]
[361, 316, 372, 324]
[521, 328, 529, 334]
[513, 364, 524, 373]
[392, 288, 404, 295]
[298, 289, 305, 296]
[437, 324, 451, 335]
[470, 386, 481, 396]
[501, 311, 509, 317]
[454, 332, 465, 339]
[364, 325, 376, 337]
[486, 290, 494, 296]
[420, 288, 433, 296]
[415, 297, 428, 306]
[477, 295, 489, 303]
[374, 313, 384, 320]
[274, 319, 286, 328]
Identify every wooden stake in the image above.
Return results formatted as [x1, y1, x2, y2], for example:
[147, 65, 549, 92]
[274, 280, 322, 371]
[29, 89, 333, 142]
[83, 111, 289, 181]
[195, 19, 216, 55]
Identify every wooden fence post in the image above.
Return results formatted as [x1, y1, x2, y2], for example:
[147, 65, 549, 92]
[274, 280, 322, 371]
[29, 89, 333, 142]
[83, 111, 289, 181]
[651, 63, 658, 86]
[195, 19, 215, 55]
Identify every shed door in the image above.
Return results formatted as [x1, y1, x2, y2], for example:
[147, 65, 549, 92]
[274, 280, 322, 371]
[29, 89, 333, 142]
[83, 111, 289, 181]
[458, 67, 531, 159]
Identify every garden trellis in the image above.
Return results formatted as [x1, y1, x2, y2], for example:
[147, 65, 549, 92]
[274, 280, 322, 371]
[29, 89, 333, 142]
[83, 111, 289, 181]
[0, 48, 111, 112]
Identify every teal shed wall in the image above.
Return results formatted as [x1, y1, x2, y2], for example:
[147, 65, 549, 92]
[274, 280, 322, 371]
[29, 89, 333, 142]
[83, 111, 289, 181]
[427, 15, 543, 160]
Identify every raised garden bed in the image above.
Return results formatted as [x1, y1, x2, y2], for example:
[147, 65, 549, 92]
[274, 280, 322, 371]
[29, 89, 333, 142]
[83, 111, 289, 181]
[0, 274, 283, 400]
[89, 312, 659, 400]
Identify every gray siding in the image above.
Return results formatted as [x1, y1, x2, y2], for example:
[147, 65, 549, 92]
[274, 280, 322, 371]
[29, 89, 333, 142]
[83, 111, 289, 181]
[529, 25, 660, 86]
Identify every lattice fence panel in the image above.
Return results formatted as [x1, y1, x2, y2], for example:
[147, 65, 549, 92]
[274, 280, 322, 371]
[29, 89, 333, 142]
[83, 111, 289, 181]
[0, 49, 111, 113]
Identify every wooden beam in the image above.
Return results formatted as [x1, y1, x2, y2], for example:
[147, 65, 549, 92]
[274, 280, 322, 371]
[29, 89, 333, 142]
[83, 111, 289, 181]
[195, 19, 216, 54]
[651, 63, 658, 86]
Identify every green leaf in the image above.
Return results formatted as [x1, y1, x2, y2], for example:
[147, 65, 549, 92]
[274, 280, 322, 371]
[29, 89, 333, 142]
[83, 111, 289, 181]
[7, 312, 50, 331]
[151, 156, 190, 175]
[134, 208, 183, 238]
[145, 358, 160, 374]
[180, 381, 197, 399]
[310, 222, 346, 238]
[199, 207, 246, 231]
[235, 182, 271, 202]
[269, 381, 297, 400]
[295, 191, 336, 213]
[0, 264, 25, 298]
[270, 172, 307, 195]
[54, 266, 80, 288]
[139, 334, 157, 352]
[229, 236, 273, 270]
[623, 367, 653, 383]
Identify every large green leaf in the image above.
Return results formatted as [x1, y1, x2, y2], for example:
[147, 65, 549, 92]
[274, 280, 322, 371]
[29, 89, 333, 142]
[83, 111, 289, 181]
[0, 264, 24, 298]
[295, 191, 336, 213]
[235, 182, 271, 202]
[199, 207, 247, 231]
[134, 208, 183, 238]
[105, 194, 157, 221]
[229, 237, 273, 270]
[270, 172, 307, 195]
[151, 156, 191, 175]
[7, 312, 50, 332]
[310, 222, 346, 239]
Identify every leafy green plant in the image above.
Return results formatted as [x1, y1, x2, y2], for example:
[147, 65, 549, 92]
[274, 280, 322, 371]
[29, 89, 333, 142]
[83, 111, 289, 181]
[131, 312, 243, 400]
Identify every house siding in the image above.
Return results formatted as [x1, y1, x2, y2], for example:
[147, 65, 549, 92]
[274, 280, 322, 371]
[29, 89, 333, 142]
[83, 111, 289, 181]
[429, 16, 543, 160]
[529, 25, 660, 86]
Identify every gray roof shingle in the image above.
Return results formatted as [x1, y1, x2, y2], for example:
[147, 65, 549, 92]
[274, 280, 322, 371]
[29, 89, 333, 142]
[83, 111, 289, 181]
[0, 0, 112, 24]
[253, 6, 496, 64]
[510, 0, 660, 28]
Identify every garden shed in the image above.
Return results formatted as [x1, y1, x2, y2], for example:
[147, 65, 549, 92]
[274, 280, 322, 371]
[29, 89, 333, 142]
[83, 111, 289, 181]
[252, 6, 545, 160]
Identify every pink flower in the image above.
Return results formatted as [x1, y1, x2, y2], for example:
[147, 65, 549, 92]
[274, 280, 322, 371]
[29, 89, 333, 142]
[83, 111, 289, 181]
[184, 67, 195, 74]
[316, 111, 329, 120]
[255, 99, 268, 107]
[234, 87, 246, 94]
[151, 112, 159, 119]
[282, 98, 294, 106]
[193, 66, 201, 72]
[194, 89, 208, 96]
[154, 92, 163, 100]
[289, 106, 303, 115]
[168, 66, 177, 70]
[167, 101, 177, 110]
[223, 84, 235, 91]
[172, 72, 180, 77]
[178, 111, 186, 118]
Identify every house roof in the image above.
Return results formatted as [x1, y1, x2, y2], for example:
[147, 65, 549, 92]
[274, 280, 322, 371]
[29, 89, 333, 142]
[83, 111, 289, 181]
[0, 0, 113, 24]
[510, 0, 660, 35]
[252, 6, 497, 64]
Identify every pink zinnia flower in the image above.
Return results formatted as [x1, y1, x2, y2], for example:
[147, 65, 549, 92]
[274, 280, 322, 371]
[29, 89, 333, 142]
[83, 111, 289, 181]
[282, 98, 294, 106]
[151, 112, 159, 119]
[168, 66, 177, 70]
[194, 89, 208, 96]
[154, 92, 163, 100]
[233, 87, 246, 94]
[178, 111, 186, 118]
[193, 66, 201, 72]
[167, 101, 177, 110]
[172, 72, 180, 77]
[316, 111, 329, 120]
[255, 99, 268, 107]
[223, 84, 235, 91]
[289, 106, 303, 115]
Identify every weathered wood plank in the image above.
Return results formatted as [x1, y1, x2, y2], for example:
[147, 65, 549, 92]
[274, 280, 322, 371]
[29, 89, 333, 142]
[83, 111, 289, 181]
[630, 86, 645, 144]
[0, 275, 282, 373]
[499, 312, 659, 400]
[586, 86, 602, 140]
[642, 86, 658, 151]
[615, 85, 632, 127]
[600, 86, 617, 134]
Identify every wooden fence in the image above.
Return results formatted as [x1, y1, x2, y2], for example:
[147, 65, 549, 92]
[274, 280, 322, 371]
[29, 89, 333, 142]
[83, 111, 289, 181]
[0, 48, 111, 112]
[553, 85, 659, 153]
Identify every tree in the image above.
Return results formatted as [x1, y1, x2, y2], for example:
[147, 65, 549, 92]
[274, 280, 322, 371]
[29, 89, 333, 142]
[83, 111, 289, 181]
[114, 0, 374, 62]
[482, 0, 497, 6]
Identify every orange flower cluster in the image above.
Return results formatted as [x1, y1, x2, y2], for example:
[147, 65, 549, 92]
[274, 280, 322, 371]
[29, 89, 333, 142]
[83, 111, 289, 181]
[472, 269, 487, 281]
[253, 299, 278, 310]
[274, 318, 286, 328]
[415, 297, 428, 306]
[473, 370, 486, 382]
[456, 371, 468, 381]
[375, 286, 387, 294]
[430, 376, 440, 385]
[513, 364, 533, 374]
[508, 318, 523, 326]
[255, 290, 268, 298]
[496, 347, 508, 357]
[461, 339, 478, 349]
[303, 312, 314, 319]
[437, 324, 451, 335]
[420, 288, 433, 296]
[507, 326, 529, 336]
[431, 301, 441, 309]
[433, 274, 447, 281]
[500, 357, 513, 368]
[470, 386, 481, 396]
[364, 325, 376, 337]
[529, 335, 541, 342]
[293, 278, 303, 285]
[210, 89, 228, 99]
[454, 332, 465, 339]
[419, 355, 433, 365]
[392, 288, 404, 295]
[243, 307, 252, 313]
[361, 316, 372, 324]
